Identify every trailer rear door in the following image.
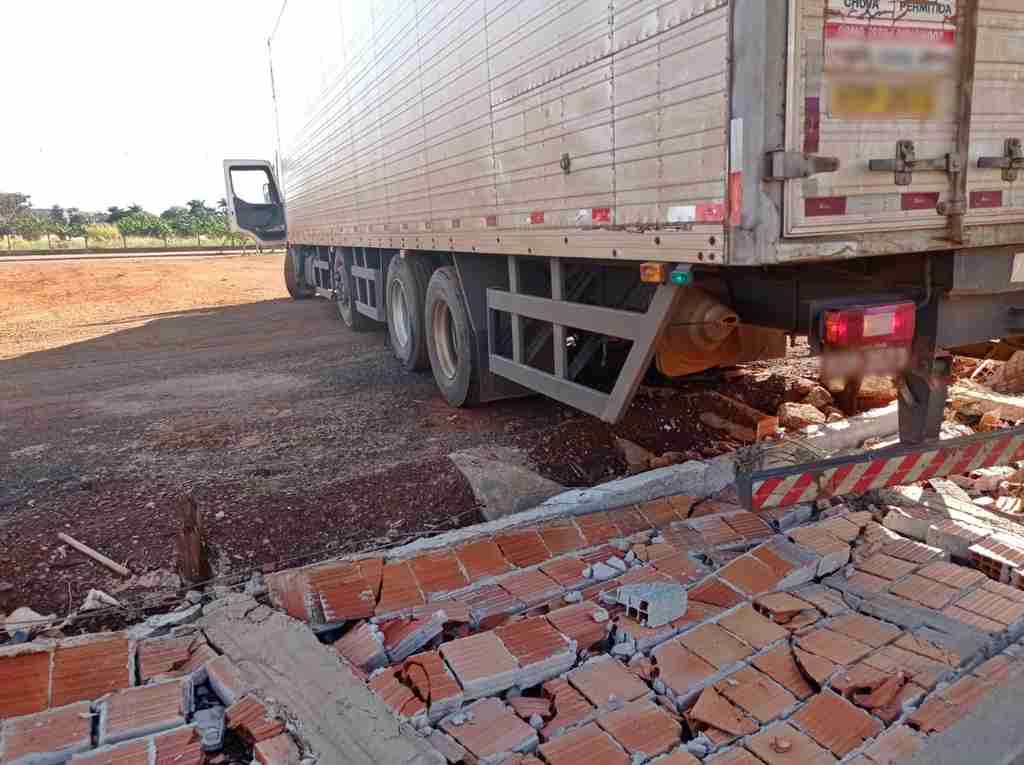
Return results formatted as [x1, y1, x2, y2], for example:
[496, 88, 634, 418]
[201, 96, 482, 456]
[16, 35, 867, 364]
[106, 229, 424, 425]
[966, 1, 1024, 227]
[784, 0, 963, 238]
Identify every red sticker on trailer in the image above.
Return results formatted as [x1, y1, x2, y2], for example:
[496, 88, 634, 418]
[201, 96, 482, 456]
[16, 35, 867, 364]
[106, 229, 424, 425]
[696, 203, 726, 223]
[530, 211, 545, 224]
[971, 191, 1003, 209]
[591, 208, 611, 223]
[484, 215, 498, 227]
[805, 196, 847, 217]
[804, 97, 821, 154]
[901, 192, 940, 211]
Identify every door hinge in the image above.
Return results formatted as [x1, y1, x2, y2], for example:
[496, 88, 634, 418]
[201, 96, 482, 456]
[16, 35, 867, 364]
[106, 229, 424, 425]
[978, 138, 1024, 183]
[868, 140, 962, 187]
[765, 150, 840, 181]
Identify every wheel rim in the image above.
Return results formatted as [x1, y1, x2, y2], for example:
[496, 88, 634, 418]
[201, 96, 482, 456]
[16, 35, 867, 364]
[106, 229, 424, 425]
[432, 300, 459, 381]
[389, 280, 411, 350]
[334, 262, 350, 314]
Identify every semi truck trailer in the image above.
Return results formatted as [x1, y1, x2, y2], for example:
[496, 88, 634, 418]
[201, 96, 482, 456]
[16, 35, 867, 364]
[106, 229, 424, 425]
[225, 0, 1024, 505]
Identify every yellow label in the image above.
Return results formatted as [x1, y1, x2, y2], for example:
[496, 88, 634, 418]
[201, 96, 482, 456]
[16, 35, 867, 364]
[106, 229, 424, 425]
[830, 81, 938, 119]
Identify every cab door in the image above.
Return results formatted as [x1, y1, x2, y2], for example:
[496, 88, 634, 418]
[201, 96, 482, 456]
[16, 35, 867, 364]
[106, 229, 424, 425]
[222, 160, 287, 243]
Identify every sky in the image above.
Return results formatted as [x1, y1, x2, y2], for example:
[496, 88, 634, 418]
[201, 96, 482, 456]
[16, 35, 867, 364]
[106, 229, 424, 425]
[1, 1, 285, 214]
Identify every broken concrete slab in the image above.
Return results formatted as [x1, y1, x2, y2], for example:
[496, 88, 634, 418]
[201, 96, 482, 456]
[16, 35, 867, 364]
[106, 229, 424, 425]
[200, 596, 444, 765]
[449, 446, 565, 521]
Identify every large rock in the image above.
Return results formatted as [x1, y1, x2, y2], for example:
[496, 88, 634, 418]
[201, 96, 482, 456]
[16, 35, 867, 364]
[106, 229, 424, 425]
[777, 402, 826, 430]
[449, 446, 564, 521]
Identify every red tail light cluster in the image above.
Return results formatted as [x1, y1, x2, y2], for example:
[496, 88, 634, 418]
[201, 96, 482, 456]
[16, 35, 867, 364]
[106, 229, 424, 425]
[823, 302, 916, 348]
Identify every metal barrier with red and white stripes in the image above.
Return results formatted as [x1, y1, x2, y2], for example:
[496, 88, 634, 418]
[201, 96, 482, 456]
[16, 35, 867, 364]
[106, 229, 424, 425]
[737, 426, 1024, 512]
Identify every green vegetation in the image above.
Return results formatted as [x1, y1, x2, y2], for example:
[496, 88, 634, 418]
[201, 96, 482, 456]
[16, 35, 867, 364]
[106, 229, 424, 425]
[0, 192, 261, 252]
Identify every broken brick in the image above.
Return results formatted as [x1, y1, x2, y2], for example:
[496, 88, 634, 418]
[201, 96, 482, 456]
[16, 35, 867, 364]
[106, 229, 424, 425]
[206, 655, 249, 706]
[596, 699, 682, 758]
[266, 568, 313, 622]
[861, 645, 952, 690]
[752, 645, 816, 700]
[826, 613, 901, 648]
[546, 600, 610, 653]
[792, 646, 837, 687]
[368, 669, 427, 721]
[52, 633, 131, 707]
[97, 679, 189, 745]
[0, 702, 93, 765]
[687, 686, 758, 736]
[917, 561, 987, 591]
[953, 587, 1024, 627]
[577, 514, 623, 546]
[462, 583, 524, 625]
[687, 516, 743, 547]
[538, 722, 630, 765]
[744, 721, 836, 765]
[881, 538, 944, 565]
[153, 725, 204, 765]
[717, 605, 788, 649]
[860, 725, 923, 765]
[253, 733, 301, 765]
[722, 512, 774, 542]
[440, 698, 538, 764]
[226, 695, 286, 743]
[637, 499, 686, 528]
[568, 655, 650, 709]
[679, 624, 753, 669]
[333, 622, 387, 673]
[456, 539, 513, 579]
[541, 678, 594, 740]
[609, 509, 652, 537]
[495, 616, 576, 687]
[138, 634, 216, 684]
[376, 561, 425, 615]
[715, 666, 797, 723]
[797, 627, 872, 666]
[440, 631, 521, 700]
[508, 696, 552, 720]
[495, 530, 551, 568]
[650, 640, 717, 699]
[942, 604, 1004, 633]
[791, 691, 882, 757]
[307, 558, 381, 622]
[652, 552, 708, 586]
[401, 650, 463, 722]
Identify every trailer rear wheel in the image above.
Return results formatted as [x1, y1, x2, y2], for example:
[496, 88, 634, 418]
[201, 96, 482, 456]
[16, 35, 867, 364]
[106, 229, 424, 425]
[334, 252, 374, 331]
[283, 246, 314, 299]
[386, 254, 432, 371]
[425, 266, 479, 407]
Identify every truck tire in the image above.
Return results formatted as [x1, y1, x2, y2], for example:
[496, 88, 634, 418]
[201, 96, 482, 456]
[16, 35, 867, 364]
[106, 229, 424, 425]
[386, 254, 432, 371]
[283, 246, 314, 299]
[425, 266, 479, 407]
[334, 252, 374, 331]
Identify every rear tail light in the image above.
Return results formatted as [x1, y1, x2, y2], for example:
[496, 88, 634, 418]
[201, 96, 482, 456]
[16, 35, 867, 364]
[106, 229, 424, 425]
[823, 302, 915, 348]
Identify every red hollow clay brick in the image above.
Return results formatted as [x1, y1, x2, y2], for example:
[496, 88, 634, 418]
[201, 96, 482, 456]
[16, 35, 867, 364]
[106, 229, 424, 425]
[540, 557, 589, 588]
[71, 738, 150, 764]
[499, 569, 563, 607]
[376, 561, 425, 615]
[0, 644, 52, 718]
[752, 645, 816, 700]
[226, 695, 286, 743]
[409, 551, 470, 597]
[792, 691, 882, 757]
[307, 558, 381, 622]
[254, 733, 301, 765]
[153, 726, 204, 765]
[596, 699, 682, 758]
[650, 640, 718, 698]
[717, 605, 788, 649]
[98, 679, 188, 745]
[495, 530, 551, 568]
[538, 524, 587, 556]
[546, 601, 610, 653]
[440, 698, 538, 762]
[138, 634, 216, 684]
[52, 633, 131, 707]
[539, 722, 630, 765]
[541, 678, 594, 740]
[679, 624, 754, 670]
[744, 721, 836, 765]
[456, 539, 513, 579]
[568, 655, 650, 709]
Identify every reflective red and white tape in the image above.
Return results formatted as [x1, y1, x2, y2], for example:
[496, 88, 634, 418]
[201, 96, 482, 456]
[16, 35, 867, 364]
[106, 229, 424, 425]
[745, 429, 1024, 512]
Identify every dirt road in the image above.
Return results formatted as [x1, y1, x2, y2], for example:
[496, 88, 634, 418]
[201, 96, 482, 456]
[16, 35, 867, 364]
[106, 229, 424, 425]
[0, 253, 803, 616]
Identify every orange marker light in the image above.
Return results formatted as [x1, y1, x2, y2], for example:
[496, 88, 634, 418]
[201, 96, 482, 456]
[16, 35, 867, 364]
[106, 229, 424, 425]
[640, 262, 668, 284]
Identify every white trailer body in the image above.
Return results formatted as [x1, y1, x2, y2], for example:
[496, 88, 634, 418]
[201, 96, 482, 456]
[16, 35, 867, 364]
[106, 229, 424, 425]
[226, 0, 1024, 466]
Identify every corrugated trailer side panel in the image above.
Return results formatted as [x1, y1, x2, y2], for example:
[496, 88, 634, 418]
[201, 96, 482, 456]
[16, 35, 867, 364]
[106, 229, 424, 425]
[271, 0, 730, 263]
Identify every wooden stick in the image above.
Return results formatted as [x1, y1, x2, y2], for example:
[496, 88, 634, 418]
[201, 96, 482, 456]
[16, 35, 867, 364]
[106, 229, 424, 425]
[57, 533, 131, 577]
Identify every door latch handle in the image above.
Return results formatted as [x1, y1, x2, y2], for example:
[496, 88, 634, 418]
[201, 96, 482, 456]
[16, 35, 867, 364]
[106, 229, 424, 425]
[978, 138, 1024, 182]
[764, 150, 841, 181]
[868, 140, 962, 186]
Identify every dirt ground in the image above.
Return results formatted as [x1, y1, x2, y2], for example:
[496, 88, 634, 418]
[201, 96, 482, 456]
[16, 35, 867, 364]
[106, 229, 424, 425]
[0, 253, 811, 617]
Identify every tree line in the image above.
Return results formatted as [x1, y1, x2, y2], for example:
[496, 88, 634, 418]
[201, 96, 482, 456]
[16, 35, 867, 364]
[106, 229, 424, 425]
[0, 192, 252, 248]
